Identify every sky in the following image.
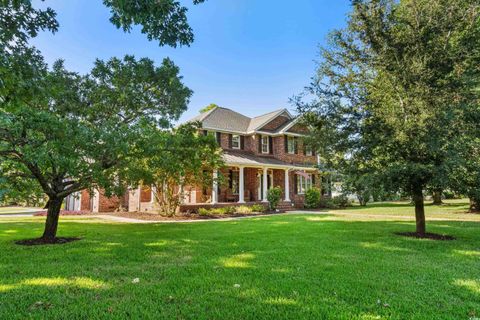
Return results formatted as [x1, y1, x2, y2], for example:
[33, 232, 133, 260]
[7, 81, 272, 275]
[31, 0, 351, 124]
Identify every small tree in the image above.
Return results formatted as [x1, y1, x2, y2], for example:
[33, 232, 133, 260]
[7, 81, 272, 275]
[137, 123, 224, 216]
[267, 186, 282, 211]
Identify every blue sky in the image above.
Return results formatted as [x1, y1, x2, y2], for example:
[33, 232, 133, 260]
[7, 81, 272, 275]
[32, 0, 351, 123]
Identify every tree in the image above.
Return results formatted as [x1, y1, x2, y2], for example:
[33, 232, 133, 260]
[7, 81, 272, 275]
[0, 56, 192, 241]
[199, 103, 220, 113]
[134, 123, 224, 216]
[295, 0, 480, 237]
[0, 0, 206, 242]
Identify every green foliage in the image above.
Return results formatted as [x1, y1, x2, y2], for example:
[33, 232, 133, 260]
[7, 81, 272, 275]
[136, 123, 224, 216]
[250, 204, 266, 213]
[305, 187, 321, 209]
[199, 103, 219, 114]
[266, 186, 282, 210]
[332, 195, 352, 208]
[235, 205, 252, 214]
[198, 208, 210, 216]
[104, 0, 205, 47]
[296, 0, 480, 233]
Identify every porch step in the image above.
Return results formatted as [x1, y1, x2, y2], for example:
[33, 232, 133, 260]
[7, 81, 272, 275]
[276, 201, 296, 211]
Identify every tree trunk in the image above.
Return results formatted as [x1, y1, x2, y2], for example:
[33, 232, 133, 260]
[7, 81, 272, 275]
[469, 197, 480, 213]
[412, 186, 426, 237]
[432, 189, 443, 205]
[41, 197, 63, 240]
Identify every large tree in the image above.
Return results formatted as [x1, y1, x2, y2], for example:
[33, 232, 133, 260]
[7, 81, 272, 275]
[295, 0, 480, 237]
[0, 0, 205, 242]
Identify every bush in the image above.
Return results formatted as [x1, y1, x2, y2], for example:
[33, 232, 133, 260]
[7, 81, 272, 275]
[251, 204, 266, 213]
[198, 208, 210, 216]
[236, 205, 252, 214]
[305, 187, 321, 208]
[267, 186, 282, 210]
[332, 195, 352, 208]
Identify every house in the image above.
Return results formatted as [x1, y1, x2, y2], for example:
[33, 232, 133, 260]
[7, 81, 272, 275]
[65, 107, 326, 213]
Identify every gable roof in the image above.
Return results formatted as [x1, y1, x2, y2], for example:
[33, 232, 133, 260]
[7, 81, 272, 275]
[186, 107, 297, 135]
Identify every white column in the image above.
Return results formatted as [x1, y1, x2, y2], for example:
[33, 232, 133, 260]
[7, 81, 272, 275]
[92, 189, 100, 213]
[238, 166, 245, 203]
[262, 167, 268, 202]
[284, 169, 291, 202]
[212, 169, 218, 204]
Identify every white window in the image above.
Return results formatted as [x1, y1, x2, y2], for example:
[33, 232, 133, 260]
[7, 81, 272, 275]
[232, 135, 240, 149]
[297, 174, 312, 194]
[287, 136, 296, 154]
[261, 135, 269, 153]
[305, 145, 313, 156]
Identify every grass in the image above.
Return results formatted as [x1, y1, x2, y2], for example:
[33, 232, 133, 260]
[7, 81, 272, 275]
[0, 203, 479, 319]
[332, 198, 480, 221]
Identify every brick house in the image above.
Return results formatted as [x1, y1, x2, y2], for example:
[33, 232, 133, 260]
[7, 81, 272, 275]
[65, 107, 325, 212]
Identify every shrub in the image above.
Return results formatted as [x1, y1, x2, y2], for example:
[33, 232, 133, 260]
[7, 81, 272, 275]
[198, 208, 210, 216]
[236, 205, 253, 214]
[267, 186, 282, 210]
[223, 206, 236, 214]
[251, 204, 266, 213]
[305, 187, 321, 208]
[332, 195, 352, 208]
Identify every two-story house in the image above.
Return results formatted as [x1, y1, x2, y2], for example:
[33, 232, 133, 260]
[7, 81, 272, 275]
[65, 107, 321, 213]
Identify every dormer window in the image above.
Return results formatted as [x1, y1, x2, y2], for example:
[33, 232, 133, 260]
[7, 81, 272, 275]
[261, 135, 269, 153]
[231, 135, 240, 149]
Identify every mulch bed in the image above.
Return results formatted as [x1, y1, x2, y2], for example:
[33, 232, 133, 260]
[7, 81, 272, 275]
[15, 237, 82, 246]
[394, 232, 456, 241]
[105, 210, 283, 221]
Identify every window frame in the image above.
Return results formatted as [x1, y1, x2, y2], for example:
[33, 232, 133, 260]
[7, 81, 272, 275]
[231, 134, 241, 149]
[261, 135, 269, 154]
[305, 145, 313, 156]
[287, 136, 295, 154]
[297, 174, 312, 195]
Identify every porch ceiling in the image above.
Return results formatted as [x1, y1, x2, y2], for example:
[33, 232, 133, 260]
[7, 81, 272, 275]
[223, 151, 317, 170]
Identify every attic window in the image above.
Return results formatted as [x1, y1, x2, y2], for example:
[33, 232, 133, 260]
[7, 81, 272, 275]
[287, 136, 296, 154]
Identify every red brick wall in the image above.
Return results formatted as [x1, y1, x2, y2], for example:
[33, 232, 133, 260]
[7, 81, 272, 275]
[272, 136, 317, 165]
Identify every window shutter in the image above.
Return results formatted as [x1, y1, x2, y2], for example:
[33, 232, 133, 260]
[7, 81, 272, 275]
[312, 174, 316, 186]
[240, 136, 244, 150]
[312, 149, 316, 156]
[228, 134, 233, 149]
[269, 136, 273, 154]
[258, 135, 262, 153]
[284, 136, 288, 153]
[293, 175, 298, 194]
[294, 137, 298, 154]
[203, 130, 208, 136]
[303, 143, 307, 156]
[216, 132, 221, 144]
[229, 170, 233, 189]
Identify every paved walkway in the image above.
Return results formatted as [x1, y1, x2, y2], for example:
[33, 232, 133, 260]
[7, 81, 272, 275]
[1, 210, 478, 223]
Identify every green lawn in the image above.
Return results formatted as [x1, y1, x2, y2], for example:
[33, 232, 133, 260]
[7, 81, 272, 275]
[0, 207, 479, 319]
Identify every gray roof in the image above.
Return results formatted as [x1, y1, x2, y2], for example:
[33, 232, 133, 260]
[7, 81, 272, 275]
[186, 107, 293, 133]
[223, 150, 316, 169]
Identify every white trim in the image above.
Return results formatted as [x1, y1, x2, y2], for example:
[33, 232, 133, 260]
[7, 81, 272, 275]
[261, 135, 269, 154]
[278, 116, 302, 134]
[224, 161, 317, 171]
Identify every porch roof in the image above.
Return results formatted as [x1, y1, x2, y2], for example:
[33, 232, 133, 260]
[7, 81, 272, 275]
[223, 151, 317, 171]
